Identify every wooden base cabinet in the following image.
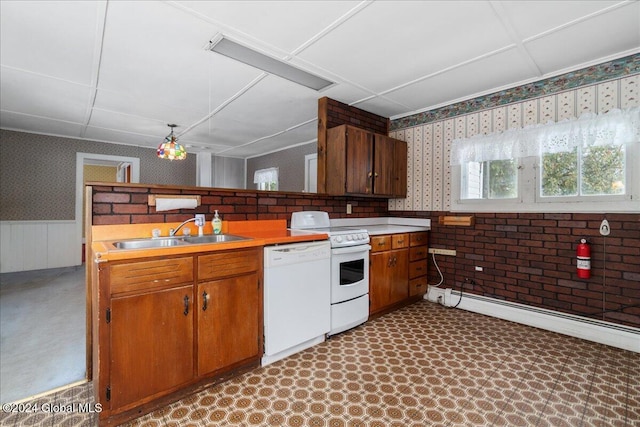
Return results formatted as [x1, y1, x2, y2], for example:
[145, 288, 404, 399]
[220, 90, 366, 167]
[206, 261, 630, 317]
[369, 234, 409, 315]
[94, 248, 262, 426]
[369, 232, 429, 316]
[409, 232, 429, 297]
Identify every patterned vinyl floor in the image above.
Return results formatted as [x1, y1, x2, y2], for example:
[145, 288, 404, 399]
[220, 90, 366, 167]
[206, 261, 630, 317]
[1, 301, 638, 426]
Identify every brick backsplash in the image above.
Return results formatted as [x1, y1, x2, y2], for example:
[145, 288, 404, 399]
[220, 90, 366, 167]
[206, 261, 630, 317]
[90, 184, 389, 227]
[395, 211, 640, 328]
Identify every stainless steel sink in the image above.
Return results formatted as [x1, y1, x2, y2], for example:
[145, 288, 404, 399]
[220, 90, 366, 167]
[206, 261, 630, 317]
[113, 237, 188, 249]
[183, 234, 250, 244]
[112, 234, 250, 249]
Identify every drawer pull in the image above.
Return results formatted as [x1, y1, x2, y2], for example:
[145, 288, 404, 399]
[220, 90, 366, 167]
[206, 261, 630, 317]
[202, 291, 209, 311]
[183, 295, 190, 316]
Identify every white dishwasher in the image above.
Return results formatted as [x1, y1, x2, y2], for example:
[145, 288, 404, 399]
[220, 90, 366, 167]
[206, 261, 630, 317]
[262, 240, 331, 366]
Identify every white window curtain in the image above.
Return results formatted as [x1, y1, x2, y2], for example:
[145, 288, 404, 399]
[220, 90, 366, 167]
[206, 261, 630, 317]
[450, 107, 640, 165]
[253, 167, 279, 190]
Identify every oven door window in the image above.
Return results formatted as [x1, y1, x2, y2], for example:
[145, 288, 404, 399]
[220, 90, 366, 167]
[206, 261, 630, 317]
[340, 259, 364, 286]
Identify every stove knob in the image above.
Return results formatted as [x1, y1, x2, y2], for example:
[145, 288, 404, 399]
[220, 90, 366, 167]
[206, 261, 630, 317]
[334, 236, 343, 243]
[358, 233, 364, 240]
[347, 235, 353, 241]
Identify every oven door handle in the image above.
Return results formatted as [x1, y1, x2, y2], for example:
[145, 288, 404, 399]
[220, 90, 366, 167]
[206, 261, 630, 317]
[332, 245, 371, 255]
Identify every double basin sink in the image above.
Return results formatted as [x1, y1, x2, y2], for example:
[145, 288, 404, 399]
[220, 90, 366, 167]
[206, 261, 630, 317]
[114, 234, 249, 250]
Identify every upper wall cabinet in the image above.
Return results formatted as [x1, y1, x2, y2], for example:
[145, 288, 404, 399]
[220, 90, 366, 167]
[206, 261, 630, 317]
[325, 125, 407, 198]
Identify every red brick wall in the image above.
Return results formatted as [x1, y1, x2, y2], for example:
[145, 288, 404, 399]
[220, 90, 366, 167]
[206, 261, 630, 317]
[324, 97, 389, 134]
[90, 184, 388, 226]
[396, 211, 640, 328]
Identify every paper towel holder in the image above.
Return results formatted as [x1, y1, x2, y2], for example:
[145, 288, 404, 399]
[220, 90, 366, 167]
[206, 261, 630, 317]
[148, 195, 201, 207]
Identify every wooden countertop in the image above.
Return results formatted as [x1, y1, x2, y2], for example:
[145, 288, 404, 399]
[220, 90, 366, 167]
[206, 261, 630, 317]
[91, 220, 328, 262]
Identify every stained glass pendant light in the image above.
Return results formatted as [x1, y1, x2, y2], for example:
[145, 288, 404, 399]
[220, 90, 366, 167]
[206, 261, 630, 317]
[157, 124, 187, 160]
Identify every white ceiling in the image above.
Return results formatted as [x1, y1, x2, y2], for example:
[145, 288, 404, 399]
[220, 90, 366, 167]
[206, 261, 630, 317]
[1, 1, 638, 159]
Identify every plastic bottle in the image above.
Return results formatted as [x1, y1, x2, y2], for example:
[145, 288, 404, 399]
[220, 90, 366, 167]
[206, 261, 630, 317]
[212, 210, 222, 235]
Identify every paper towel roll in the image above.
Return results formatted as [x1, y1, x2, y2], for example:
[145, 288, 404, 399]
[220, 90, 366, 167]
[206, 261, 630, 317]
[155, 198, 198, 211]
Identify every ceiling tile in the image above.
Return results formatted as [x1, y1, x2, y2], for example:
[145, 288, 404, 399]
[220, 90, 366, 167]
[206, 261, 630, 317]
[524, 2, 640, 74]
[83, 126, 157, 149]
[0, 1, 102, 84]
[176, 0, 361, 52]
[0, 111, 84, 138]
[386, 48, 536, 112]
[298, 0, 512, 93]
[98, 1, 219, 113]
[92, 89, 207, 130]
[499, 1, 627, 39]
[1, 68, 92, 123]
[351, 96, 414, 118]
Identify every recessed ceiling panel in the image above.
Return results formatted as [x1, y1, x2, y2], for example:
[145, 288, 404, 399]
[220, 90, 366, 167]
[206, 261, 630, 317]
[0, 0, 102, 84]
[386, 48, 536, 112]
[298, 1, 512, 93]
[524, 2, 640, 74]
[0, 68, 92, 123]
[177, 1, 361, 52]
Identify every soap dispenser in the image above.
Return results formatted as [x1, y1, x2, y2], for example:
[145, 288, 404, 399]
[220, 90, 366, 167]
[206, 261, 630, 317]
[212, 210, 222, 235]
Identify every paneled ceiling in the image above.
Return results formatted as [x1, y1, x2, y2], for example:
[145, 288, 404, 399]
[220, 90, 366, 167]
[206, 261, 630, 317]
[1, 1, 638, 158]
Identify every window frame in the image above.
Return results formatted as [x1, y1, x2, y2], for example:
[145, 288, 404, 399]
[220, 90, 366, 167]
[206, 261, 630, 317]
[451, 143, 639, 213]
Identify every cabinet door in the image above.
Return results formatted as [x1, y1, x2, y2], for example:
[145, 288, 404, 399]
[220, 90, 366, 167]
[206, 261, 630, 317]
[345, 127, 374, 194]
[110, 285, 194, 410]
[389, 249, 408, 305]
[393, 138, 407, 197]
[369, 251, 392, 314]
[373, 135, 395, 196]
[197, 273, 260, 376]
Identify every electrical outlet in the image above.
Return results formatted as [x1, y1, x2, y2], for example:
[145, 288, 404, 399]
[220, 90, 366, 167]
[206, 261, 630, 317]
[346, 203, 352, 214]
[428, 248, 456, 256]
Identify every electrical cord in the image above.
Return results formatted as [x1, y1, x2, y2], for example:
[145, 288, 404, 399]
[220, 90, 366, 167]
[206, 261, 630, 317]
[430, 252, 444, 287]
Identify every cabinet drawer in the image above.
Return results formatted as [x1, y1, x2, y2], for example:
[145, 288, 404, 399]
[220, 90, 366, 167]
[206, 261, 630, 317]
[392, 233, 409, 249]
[409, 260, 427, 279]
[110, 257, 193, 294]
[409, 277, 428, 297]
[409, 246, 428, 261]
[198, 248, 260, 281]
[370, 235, 391, 252]
[410, 232, 429, 247]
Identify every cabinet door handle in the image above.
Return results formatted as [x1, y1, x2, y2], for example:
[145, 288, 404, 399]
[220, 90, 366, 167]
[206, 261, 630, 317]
[202, 291, 209, 311]
[368, 171, 373, 178]
[183, 295, 190, 316]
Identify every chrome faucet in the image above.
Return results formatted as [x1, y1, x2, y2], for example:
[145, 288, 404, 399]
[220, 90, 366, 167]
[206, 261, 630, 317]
[170, 214, 205, 236]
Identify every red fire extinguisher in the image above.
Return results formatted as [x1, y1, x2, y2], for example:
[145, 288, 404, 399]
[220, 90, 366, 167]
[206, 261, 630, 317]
[576, 239, 591, 279]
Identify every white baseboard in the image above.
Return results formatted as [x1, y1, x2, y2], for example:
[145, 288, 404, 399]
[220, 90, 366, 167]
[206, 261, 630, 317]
[439, 291, 639, 353]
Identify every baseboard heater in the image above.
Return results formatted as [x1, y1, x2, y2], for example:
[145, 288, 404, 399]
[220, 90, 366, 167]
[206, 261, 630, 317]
[450, 291, 639, 353]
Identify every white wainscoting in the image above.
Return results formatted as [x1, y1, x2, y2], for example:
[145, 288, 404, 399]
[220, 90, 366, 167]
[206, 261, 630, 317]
[0, 221, 80, 273]
[445, 291, 640, 353]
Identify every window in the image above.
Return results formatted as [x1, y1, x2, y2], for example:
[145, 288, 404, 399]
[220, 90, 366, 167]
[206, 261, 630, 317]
[451, 108, 640, 212]
[253, 167, 278, 191]
[462, 159, 518, 200]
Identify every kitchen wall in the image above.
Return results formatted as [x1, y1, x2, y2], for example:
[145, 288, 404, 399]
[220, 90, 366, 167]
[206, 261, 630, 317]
[0, 130, 196, 220]
[211, 155, 244, 189]
[246, 142, 316, 193]
[388, 54, 640, 328]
